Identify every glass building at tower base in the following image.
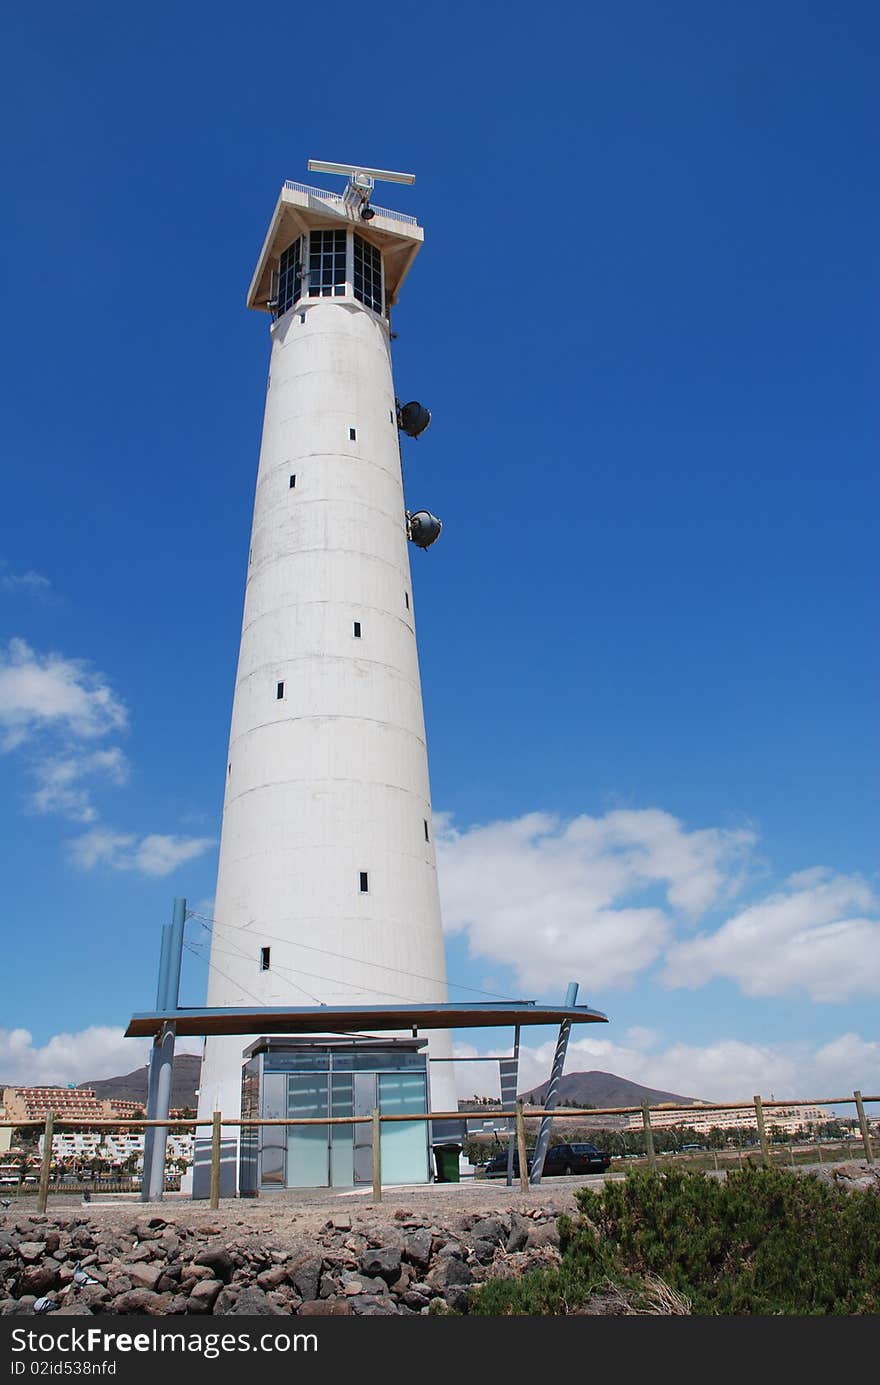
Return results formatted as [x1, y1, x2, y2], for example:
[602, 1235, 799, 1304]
[239, 1037, 433, 1193]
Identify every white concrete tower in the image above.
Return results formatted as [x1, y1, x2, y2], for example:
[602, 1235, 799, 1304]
[197, 165, 456, 1150]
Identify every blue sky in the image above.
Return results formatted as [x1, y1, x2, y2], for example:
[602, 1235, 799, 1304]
[1, 2, 877, 1104]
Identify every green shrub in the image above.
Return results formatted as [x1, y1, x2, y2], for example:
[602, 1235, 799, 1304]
[469, 1167, 880, 1315]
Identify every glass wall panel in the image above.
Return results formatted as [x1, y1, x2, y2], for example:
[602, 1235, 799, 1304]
[263, 1052, 330, 1073]
[239, 1059, 260, 1195]
[286, 1073, 329, 1187]
[333, 1050, 425, 1071]
[308, 229, 347, 298]
[260, 1072, 287, 1187]
[379, 1073, 429, 1184]
[330, 1074, 354, 1187]
[276, 236, 303, 316]
[353, 234, 383, 313]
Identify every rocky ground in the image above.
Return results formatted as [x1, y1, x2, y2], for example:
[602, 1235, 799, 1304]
[0, 1181, 582, 1317]
[1, 1161, 874, 1318]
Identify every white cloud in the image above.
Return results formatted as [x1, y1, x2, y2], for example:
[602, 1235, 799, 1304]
[456, 1030, 880, 1105]
[69, 829, 216, 878]
[662, 868, 880, 1002]
[29, 747, 129, 822]
[0, 638, 127, 751]
[436, 808, 755, 994]
[0, 568, 52, 597]
[0, 1026, 203, 1088]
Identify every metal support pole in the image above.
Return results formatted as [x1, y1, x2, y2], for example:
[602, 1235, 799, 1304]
[529, 982, 578, 1185]
[37, 1112, 54, 1213]
[165, 898, 186, 1012]
[754, 1095, 770, 1167]
[642, 1102, 656, 1170]
[145, 1022, 176, 1200]
[210, 1111, 222, 1209]
[156, 925, 173, 1012]
[371, 1108, 382, 1203]
[515, 1100, 529, 1193]
[142, 899, 185, 1202]
[854, 1090, 875, 1165]
[142, 925, 172, 1201]
[505, 1027, 520, 1187]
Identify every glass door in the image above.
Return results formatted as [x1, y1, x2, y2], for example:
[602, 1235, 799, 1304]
[330, 1074, 354, 1187]
[379, 1073, 429, 1184]
[286, 1073, 329, 1187]
[352, 1073, 377, 1185]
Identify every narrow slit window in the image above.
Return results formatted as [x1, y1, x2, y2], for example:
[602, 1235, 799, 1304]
[424, 819, 430, 842]
[260, 947, 271, 972]
[405, 591, 410, 610]
[359, 871, 369, 893]
[289, 474, 296, 488]
[353, 621, 362, 638]
[276, 681, 284, 699]
[349, 427, 357, 441]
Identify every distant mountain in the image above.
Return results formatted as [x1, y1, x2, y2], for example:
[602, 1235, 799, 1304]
[520, 1070, 702, 1110]
[78, 1054, 201, 1109]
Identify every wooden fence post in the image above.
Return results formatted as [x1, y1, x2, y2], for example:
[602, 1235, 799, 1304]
[754, 1096, 770, 1167]
[854, 1091, 875, 1165]
[515, 1101, 529, 1192]
[210, 1111, 221, 1209]
[641, 1102, 656, 1170]
[37, 1112, 54, 1213]
[371, 1108, 382, 1203]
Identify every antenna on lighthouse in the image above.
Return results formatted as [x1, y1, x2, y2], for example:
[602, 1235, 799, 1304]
[307, 158, 416, 220]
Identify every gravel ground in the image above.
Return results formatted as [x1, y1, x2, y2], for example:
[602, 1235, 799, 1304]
[3, 1160, 859, 1244]
[1, 1175, 613, 1241]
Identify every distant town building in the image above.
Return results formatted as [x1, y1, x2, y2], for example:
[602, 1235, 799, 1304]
[41, 1130, 193, 1169]
[621, 1103, 829, 1136]
[1, 1087, 104, 1122]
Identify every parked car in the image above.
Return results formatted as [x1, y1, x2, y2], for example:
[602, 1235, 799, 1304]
[544, 1143, 611, 1175]
[483, 1141, 611, 1178]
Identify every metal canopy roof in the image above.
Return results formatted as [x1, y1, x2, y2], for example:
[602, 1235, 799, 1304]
[125, 1001, 608, 1040]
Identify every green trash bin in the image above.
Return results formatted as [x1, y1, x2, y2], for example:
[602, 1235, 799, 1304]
[433, 1143, 461, 1183]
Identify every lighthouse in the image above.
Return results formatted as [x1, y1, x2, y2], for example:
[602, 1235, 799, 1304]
[194, 163, 456, 1191]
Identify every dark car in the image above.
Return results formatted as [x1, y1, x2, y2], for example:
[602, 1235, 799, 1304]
[543, 1142, 611, 1175]
[483, 1141, 611, 1178]
[483, 1149, 530, 1178]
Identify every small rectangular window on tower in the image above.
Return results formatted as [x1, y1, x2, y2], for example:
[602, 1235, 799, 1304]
[405, 591, 410, 610]
[260, 947, 270, 972]
[424, 819, 430, 842]
[353, 621, 362, 638]
[359, 871, 369, 893]
[276, 681, 284, 699]
[289, 474, 296, 488]
[349, 427, 357, 441]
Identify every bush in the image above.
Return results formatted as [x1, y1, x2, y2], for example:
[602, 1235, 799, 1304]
[469, 1166, 880, 1315]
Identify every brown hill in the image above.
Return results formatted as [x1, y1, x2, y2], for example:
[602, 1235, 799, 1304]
[520, 1069, 701, 1110]
[78, 1054, 201, 1109]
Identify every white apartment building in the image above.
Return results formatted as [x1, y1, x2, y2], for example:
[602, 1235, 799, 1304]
[622, 1104, 829, 1137]
[42, 1131, 194, 1167]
